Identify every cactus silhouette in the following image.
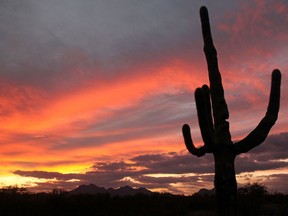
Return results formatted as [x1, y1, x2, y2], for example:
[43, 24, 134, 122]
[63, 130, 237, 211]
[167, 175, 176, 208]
[182, 6, 281, 216]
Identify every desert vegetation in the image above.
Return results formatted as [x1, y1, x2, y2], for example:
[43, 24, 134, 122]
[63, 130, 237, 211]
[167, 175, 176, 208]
[0, 183, 287, 216]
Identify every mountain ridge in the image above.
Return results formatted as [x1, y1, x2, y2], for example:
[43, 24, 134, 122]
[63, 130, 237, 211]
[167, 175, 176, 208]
[69, 184, 216, 197]
[69, 184, 152, 196]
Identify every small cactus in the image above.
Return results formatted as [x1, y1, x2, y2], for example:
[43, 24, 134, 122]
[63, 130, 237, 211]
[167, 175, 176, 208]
[182, 6, 281, 216]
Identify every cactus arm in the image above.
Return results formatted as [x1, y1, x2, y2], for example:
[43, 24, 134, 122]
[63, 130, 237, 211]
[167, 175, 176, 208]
[233, 69, 281, 154]
[182, 124, 206, 157]
[200, 6, 231, 143]
[202, 85, 215, 147]
[195, 86, 214, 152]
[267, 69, 281, 118]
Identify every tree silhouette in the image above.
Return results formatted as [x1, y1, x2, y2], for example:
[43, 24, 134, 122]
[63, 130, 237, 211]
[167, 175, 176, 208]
[238, 182, 268, 197]
[182, 6, 281, 216]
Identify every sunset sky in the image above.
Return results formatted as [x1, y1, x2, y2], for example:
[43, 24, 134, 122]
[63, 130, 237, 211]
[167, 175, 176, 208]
[0, 0, 287, 195]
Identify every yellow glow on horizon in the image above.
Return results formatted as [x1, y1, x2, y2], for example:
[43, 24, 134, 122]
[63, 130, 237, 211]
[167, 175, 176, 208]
[149, 187, 171, 194]
[0, 175, 49, 188]
[42, 164, 91, 174]
[236, 168, 288, 186]
[237, 168, 288, 177]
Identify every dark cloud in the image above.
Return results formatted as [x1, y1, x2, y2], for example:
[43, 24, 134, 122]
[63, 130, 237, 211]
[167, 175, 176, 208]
[92, 161, 135, 172]
[13, 170, 81, 181]
[235, 132, 288, 173]
[130, 152, 214, 174]
[249, 132, 288, 161]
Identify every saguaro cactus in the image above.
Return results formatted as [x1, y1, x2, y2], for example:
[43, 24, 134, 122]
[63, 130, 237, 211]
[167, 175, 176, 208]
[182, 6, 281, 216]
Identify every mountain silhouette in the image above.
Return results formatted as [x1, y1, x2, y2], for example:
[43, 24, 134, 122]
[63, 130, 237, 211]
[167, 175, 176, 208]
[69, 184, 106, 195]
[69, 184, 152, 196]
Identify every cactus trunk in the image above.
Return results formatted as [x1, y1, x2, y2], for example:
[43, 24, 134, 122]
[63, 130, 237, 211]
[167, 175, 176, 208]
[214, 150, 237, 215]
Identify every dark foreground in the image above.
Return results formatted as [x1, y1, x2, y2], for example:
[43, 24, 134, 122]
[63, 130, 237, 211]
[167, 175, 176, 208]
[0, 188, 287, 216]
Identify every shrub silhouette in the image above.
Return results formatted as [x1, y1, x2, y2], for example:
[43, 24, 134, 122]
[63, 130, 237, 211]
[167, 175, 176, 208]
[182, 6, 281, 216]
[238, 182, 268, 197]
